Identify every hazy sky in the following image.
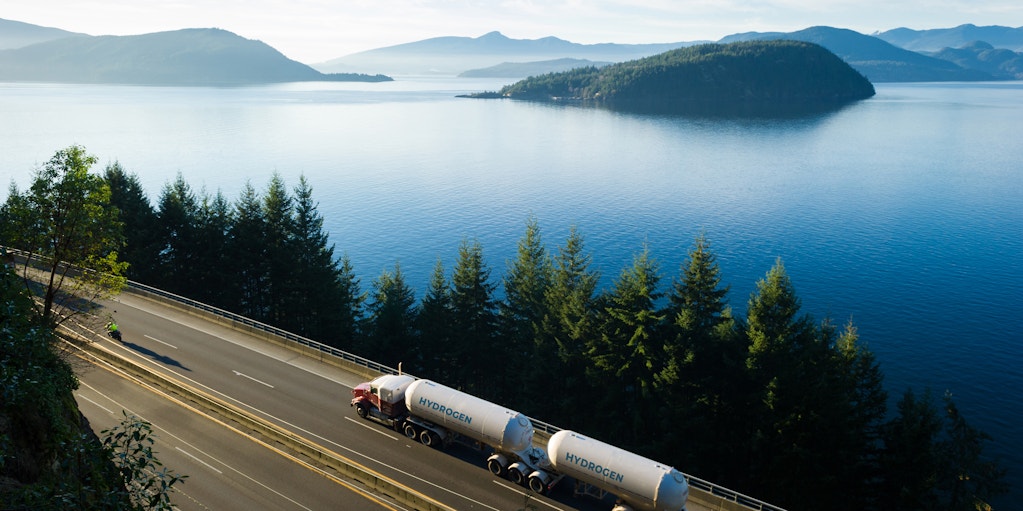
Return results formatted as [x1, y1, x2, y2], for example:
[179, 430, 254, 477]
[5, 1, 1022, 63]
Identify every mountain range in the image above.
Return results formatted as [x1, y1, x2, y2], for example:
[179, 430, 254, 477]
[2, 18, 1022, 84]
[0, 20, 390, 85]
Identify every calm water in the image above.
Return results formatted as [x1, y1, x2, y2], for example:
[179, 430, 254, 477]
[2, 79, 1021, 500]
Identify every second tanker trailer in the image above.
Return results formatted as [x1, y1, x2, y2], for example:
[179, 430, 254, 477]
[350, 374, 688, 511]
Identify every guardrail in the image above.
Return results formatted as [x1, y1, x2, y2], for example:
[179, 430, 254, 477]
[123, 279, 787, 511]
[5, 245, 785, 511]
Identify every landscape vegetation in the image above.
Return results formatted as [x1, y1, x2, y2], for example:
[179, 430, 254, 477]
[1, 146, 1008, 510]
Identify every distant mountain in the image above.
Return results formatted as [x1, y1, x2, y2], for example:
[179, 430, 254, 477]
[0, 18, 82, 50]
[487, 40, 874, 112]
[314, 31, 693, 76]
[876, 24, 1023, 52]
[0, 26, 391, 85]
[458, 58, 611, 78]
[719, 26, 992, 82]
[928, 41, 1023, 79]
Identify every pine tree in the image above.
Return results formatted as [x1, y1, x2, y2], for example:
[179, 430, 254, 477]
[103, 162, 161, 285]
[449, 238, 499, 398]
[227, 182, 269, 320]
[587, 246, 663, 448]
[330, 254, 364, 350]
[365, 263, 418, 369]
[416, 259, 455, 381]
[658, 235, 741, 479]
[261, 174, 296, 327]
[155, 174, 201, 296]
[500, 216, 553, 411]
[539, 226, 599, 427]
[288, 176, 346, 343]
[192, 189, 233, 308]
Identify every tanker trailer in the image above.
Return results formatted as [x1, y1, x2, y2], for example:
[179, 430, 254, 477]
[403, 379, 556, 490]
[547, 430, 688, 511]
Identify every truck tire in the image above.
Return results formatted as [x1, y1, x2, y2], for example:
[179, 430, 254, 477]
[404, 423, 418, 439]
[510, 468, 526, 486]
[420, 430, 440, 448]
[528, 475, 547, 495]
[356, 404, 369, 419]
[487, 457, 505, 476]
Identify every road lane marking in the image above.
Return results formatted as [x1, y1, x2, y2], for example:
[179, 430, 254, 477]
[233, 370, 275, 388]
[491, 480, 568, 510]
[176, 446, 224, 474]
[344, 416, 400, 440]
[145, 334, 178, 349]
[76, 393, 115, 414]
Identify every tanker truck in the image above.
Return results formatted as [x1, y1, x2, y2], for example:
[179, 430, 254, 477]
[547, 430, 689, 511]
[351, 375, 556, 491]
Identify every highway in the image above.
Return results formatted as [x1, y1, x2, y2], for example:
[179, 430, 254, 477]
[75, 290, 623, 511]
[75, 360, 391, 511]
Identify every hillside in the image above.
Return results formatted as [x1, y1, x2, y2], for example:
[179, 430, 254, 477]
[719, 26, 992, 82]
[458, 58, 611, 78]
[315, 31, 692, 76]
[876, 24, 1023, 52]
[0, 18, 82, 50]
[0, 27, 391, 85]
[929, 41, 1023, 79]
[492, 40, 874, 109]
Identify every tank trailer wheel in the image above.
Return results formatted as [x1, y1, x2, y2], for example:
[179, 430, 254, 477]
[510, 468, 526, 486]
[528, 475, 547, 495]
[420, 430, 440, 448]
[487, 457, 506, 476]
[404, 423, 418, 440]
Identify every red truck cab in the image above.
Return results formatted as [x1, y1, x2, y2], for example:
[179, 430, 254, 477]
[351, 374, 415, 422]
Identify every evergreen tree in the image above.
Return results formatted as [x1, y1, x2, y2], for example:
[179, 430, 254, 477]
[288, 176, 346, 343]
[192, 189, 233, 307]
[261, 174, 296, 327]
[880, 388, 944, 510]
[227, 182, 269, 320]
[587, 246, 663, 448]
[500, 216, 553, 411]
[742, 259, 833, 508]
[657, 235, 742, 480]
[365, 262, 418, 369]
[539, 226, 599, 427]
[155, 174, 201, 296]
[936, 392, 1008, 510]
[449, 238, 499, 397]
[830, 320, 888, 510]
[330, 254, 364, 350]
[416, 259, 455, 381]
[103, 162, 161, 285]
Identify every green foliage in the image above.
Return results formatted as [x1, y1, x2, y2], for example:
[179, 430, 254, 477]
[10, 154, 1002, 511]
[102, 412, 186, 510]
[498, 40, 875, 106]
[1, 145, 127, 323]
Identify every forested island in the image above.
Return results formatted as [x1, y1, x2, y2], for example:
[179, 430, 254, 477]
[1, 146, 1007, 511]
[468, 40, 875, 110]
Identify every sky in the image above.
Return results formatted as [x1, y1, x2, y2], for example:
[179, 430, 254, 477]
[5, 1, 1022, 64]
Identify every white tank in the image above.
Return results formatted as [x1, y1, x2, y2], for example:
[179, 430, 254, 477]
[547, 430, 689, 511]
[405, 379, 534, 454]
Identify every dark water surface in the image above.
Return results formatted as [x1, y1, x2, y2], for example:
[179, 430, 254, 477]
[3, 79, 1021, 501]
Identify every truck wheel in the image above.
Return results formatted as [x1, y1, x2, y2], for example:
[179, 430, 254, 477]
[420, 430, 439, 448]
[528, 475, 547, 495]
[356, 404, 369, 419]
[404, 423, 418, 439]
[510, 468, 526, 486]
[487, 458, 505, 476]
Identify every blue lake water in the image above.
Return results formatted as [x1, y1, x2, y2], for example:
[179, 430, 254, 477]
[2, 78, 1021, 501]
